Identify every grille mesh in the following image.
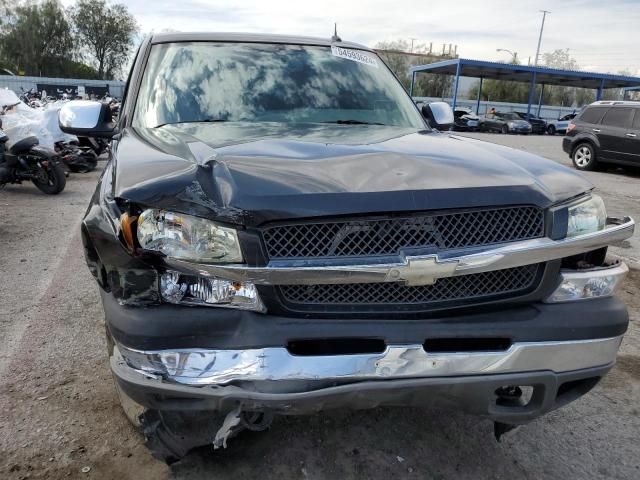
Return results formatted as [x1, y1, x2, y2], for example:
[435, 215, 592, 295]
[279, 264, 540, 306]
[262, 206, 544, 259]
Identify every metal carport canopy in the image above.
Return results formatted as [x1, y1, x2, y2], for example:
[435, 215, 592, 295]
[409, 58, 640, 116]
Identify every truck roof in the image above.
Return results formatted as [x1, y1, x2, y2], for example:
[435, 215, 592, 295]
[149, 32, 372, 51]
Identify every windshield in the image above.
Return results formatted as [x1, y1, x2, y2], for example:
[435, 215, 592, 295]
[501, 113, 520, 120]
[134, 42, 425, 129]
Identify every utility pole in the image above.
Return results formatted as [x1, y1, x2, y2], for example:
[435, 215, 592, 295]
[534, 10, 550, 66]
[409, 38, 417, 53]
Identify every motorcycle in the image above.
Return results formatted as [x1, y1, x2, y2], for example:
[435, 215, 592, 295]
[77, 135, 109, 157]
[55, 140, 98, 173]
[0, 117, 66, 195]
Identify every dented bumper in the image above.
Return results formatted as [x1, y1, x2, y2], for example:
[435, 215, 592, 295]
[111, 342, 615, 424]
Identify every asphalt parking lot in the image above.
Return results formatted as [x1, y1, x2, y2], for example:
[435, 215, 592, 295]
[1, 133, 639, 480]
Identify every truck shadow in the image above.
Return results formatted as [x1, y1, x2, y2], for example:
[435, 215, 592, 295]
[169, 407, 533, 479]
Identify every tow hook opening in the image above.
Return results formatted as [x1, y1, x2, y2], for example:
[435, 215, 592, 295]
[287, 338, 386, 356]
[494, 385, 534, 407]
[424, 337, 512, 353]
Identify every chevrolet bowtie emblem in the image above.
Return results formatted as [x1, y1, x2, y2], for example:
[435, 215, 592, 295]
[384, 256, 459, 286]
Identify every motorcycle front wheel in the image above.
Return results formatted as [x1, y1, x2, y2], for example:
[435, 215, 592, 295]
[32, 162, 66, 194]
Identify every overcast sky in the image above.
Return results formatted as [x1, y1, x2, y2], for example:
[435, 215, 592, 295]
[64, 0, 640, 75]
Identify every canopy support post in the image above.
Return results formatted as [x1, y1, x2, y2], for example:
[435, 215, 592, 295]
[526, 72, 537, 120]
[537, 84, 545, 117]
[452, 61, 461, 111]
[596, 78, 605, 101]
[476, 77, 483, 114]
[409, 71, 416, 98]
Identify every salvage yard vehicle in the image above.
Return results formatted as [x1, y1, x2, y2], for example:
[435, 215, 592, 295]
[547, 113, 577, 135]
[514, 112, 546, 134]
[479, 111, 532, 134]
[563, 101, 640, 171]
[60, 33, 635, 462]
[453, 108, 480, 131]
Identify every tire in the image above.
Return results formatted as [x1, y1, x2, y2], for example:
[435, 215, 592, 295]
[572, 143, 599, 171]
[32, 162, 66, 194]
[501, 125, 509, 134]
[547, 125, 556, 135]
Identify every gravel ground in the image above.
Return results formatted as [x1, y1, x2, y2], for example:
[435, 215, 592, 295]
[0, 134, 639, 480]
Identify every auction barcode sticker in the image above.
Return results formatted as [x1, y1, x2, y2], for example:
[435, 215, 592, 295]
[331, 46, 378, 68]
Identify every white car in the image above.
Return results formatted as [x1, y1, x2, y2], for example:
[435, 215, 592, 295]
[547, 113, 577, 135]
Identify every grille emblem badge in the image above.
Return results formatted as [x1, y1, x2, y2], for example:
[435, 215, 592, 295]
[385, 256, 459, 286]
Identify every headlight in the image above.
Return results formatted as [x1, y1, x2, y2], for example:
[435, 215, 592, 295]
[545, 262, 628, 303]
[567, 195, 606, 238]
[507, 122, 515, 128]
[137, 209, 243, 263]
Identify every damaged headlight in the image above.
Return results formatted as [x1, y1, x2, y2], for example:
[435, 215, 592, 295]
[137, 209, 243, 263]
[160, 271, 265, 311]
[567, 195, 606, 238]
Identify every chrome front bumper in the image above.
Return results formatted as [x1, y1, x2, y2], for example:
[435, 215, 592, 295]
[114, 335, 623, 387]
[165, 216, 634, 287]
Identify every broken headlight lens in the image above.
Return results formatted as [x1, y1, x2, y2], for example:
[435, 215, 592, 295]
[137, 209, 243, 263]
[160, 271, 265, 312]
[567, 195, 606, 238]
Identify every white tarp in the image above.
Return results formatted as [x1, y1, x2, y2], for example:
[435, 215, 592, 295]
[0, 88, 21, 107]
[1, 89, 76, 149]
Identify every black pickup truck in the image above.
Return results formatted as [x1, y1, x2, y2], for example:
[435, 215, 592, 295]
[59, 33, 634, 462]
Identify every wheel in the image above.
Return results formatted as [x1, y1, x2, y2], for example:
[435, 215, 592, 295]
[32, 162, 66, 194]
[501, 125, 509, 134]
[547, 125, 556, 135]
[572, 143, 599, 171]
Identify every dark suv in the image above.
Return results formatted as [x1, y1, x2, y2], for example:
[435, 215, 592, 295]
[563, 101, 640, 171]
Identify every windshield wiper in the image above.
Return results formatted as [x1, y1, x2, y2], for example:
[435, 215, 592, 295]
[322, 120, 386, 125]
[154, 118, 228, 128]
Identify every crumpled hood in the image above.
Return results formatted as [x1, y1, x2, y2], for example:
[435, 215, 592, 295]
[112, 122, 592, 226]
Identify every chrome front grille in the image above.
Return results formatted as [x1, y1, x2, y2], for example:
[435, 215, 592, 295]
[279, 264, 541, 307]
[261, 206, 544, 260]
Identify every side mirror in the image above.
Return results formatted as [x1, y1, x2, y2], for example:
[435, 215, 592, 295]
[421, 102, 454, 131]
[59, 100, 116, 138]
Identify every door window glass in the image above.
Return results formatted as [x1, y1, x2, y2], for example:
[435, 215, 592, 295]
[579, 107, 608, 124]
[601, 108, 634, 129]
[632, 109, 640, 130]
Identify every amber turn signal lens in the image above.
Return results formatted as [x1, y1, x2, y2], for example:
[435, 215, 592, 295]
[120, 213, 137, 251]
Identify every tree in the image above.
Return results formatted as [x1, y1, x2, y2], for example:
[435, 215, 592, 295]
[541, 48, 580, 70]
[374, 39, 454, 97]
[468, 58, 531, 104]
[0, 0, 74, 76]
[71, 0, 138, 80]
[541, 49, 594, 107]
